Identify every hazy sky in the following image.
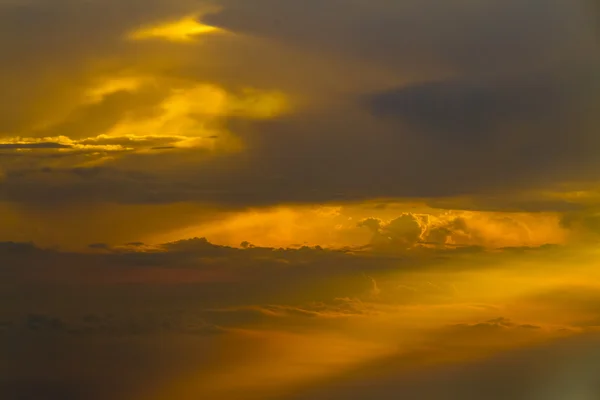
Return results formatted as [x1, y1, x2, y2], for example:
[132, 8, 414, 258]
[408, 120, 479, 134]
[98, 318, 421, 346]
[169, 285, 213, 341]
[1, 0, 600, 399]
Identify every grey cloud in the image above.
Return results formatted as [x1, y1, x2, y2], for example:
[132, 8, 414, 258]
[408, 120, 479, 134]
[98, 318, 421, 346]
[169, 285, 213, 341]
[24, 313, 66, 332]
[0, 381, 86, 400]
[0, 238, 553, 319]
[359, 214, 427, 250]
[150, 146, 176, 150]
[363, 72, 600, 191]
[0, 238, 590, 400]
[0, 329, 227, 400]
[0, 312, 223, 337]
[448, 317, 542, 333]
[4, 76, 597, 210]
[0, 239, 380, 309]
[201, 299, 371, 328]
[88, 242, 109, 248]
[560, 208, 600, 238]
[288, 334, 600, 400]
[0, 1, 598, 211]
[0, 241, 39, 254]
[206, 0, 595, 76]
[365, 74, 589, 141]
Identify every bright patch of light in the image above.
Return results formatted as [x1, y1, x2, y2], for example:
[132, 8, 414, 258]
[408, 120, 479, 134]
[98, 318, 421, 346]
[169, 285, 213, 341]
[129, 15, 221, 42]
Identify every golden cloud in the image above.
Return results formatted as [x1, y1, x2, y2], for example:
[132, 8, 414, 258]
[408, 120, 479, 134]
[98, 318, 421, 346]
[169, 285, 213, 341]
[128, 14, 223, 42]
[148, 203, 568, 251]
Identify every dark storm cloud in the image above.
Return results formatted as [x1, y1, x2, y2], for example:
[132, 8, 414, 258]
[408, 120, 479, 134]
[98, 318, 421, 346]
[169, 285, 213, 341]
[0, 0, 597, 212]
[0, 235, 524, 323]
[205, 0, 595, 75]
[0, 329, 228, 400]
[365, 73, 590, 142]
[364, 71, 600, 173]
[0, 239, 373, 308]
[3, 66, 599, 210]
[0, 381, 86, 400]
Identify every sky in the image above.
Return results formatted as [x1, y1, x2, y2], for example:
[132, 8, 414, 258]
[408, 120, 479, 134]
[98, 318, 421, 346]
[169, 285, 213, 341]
[1, 0, 600, 399]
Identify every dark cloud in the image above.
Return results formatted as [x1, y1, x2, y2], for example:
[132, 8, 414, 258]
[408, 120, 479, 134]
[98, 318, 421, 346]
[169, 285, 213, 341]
[0, 241, 39, 254]
[0, 237, 557, 321]
[2, 76, 598, 210]
[0, 142, 71, 149]
[24, 313, 67, 332]
[200, 299, 372, 328]
[0, 237, 506, 319]
[88, 243, 110, 250]
[4, 1, 598, 398]
[206, 0, 595, 76]
[0, 381, 86, 400]
[0, 238, 593, 400]
[0, 312, 223, 337]
[447, 317, 542, 334]
[366, 73, 592, 141]
[0, 0, 597, 212]
[0, 329, 228, 400]
[560, 208, 600, 238]
[288, 333, 600, 400]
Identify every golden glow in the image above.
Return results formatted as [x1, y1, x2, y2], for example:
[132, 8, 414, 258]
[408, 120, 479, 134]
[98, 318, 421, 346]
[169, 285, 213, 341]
[146, 331, 393, 400]
[3, 3, 600, 399]
[1, 78, 289, 156]
[133, 245, 600, 399]
[129, 15, 221, 42]
[98, 81, 288, 150]
[84, 76, 147, 103]
[0, 135, 131, 152]
[228, 88, 290, 118]
[151, 203, 567, 249]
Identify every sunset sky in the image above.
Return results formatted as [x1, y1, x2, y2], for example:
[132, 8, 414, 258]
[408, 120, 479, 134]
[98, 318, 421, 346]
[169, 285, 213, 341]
[1, 0, 600, 399]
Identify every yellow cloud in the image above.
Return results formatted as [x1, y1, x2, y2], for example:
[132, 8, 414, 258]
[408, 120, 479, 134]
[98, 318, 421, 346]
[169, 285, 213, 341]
[0, 136, 132, 152]
[1, 76, 289, 158]
[228, 88, 290, 119]
[149, 203, 567, 250]
[101, 81, 288, 150]
[84, 76, 148, 104]
[128, 15, 222, 42]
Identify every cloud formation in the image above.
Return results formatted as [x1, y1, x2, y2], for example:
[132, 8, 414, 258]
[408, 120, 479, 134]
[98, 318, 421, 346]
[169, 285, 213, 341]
[3, 0, 600, 399]
[0, 0, 597, 216]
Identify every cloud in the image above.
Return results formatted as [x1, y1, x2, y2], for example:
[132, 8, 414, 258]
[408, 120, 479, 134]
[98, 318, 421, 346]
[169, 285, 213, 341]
[0, 312, 224, 337]
[205, 0, 596, 75]
[0, 0, 597, 219]
[365, 73, 592, 142]
[200, 298, 373, 328]
[0, 142, 71, 149]
[24, 313, 67, 332]
[357, 211, 565, 251]
[128, 14, 222, 42]
[4, 1, 600, 399]
[2, 236, 598, 399]
[287, 333, 600, 400]
[0, 381, 86, 400]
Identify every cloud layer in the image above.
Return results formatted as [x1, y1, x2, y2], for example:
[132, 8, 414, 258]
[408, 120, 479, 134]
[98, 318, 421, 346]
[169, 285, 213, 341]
[3, 0, 600, 399]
